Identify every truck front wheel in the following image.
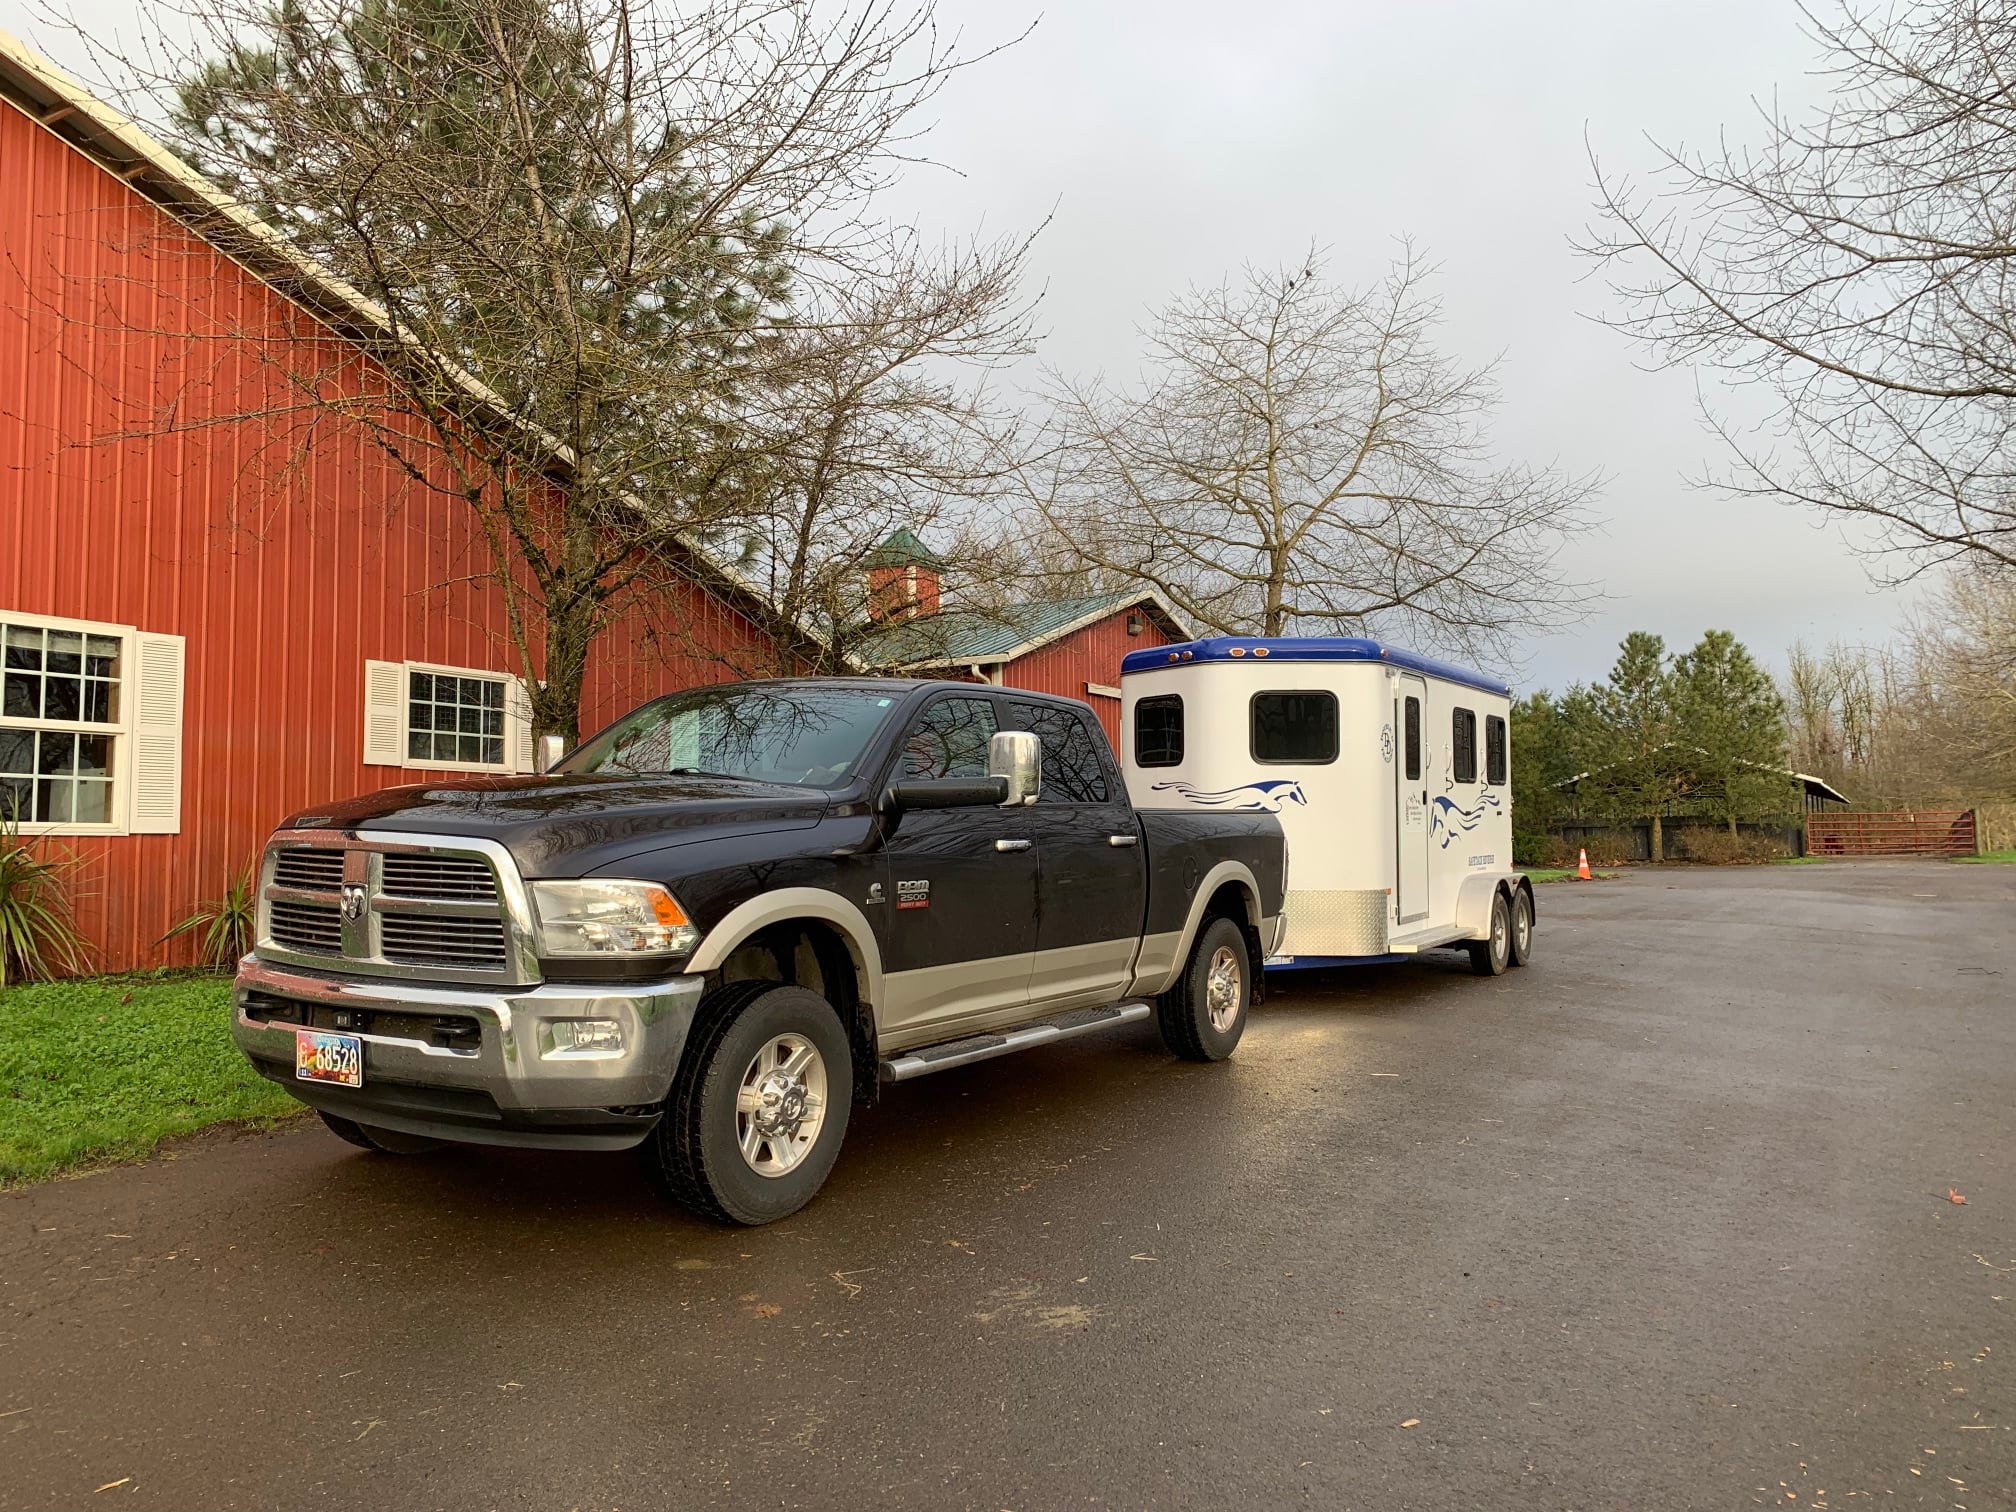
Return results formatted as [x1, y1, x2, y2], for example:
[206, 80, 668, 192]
[1156, 916, 1251, 1062]
[645, 981, 853, 1226]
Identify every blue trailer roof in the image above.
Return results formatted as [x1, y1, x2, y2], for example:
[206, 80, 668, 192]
[1119, 635, 1511, 697]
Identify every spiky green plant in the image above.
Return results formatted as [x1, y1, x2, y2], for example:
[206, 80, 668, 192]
[159, 868, 256, 969]
[0, 819, 90, 987]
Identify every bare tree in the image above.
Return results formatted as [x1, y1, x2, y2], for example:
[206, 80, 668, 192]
[1585, 0, 2016, 576]
[63, 0, 1030, 740]
[1024, 246, 1597, 658]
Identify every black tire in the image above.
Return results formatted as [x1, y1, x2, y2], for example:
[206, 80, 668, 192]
[644, 981, 853, 1226]
[1156, 915, 1251, 1062]
[1468, 891, 1511, 977]
[317, 1110, 442, 1154]
[1507, 888, 1534, 968]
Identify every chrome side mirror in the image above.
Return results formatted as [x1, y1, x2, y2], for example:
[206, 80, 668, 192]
[988, 730, 1041, 806]
[536, 734, 568, 773]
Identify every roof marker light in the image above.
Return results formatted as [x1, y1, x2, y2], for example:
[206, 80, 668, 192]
[1167, 652, 1180, 662]
[1182, 650, 1194, 659]
[1253, 647, 1270, 658]
[1229, 647, 1246, 657]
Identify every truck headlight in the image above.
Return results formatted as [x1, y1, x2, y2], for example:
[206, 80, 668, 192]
[528, 880, 700, 957]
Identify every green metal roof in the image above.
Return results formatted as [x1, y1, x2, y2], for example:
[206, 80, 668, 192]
[860, 526, 948, 570]
[855, 591, 1155, 668]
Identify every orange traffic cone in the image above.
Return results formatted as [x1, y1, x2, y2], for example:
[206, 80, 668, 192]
[1576, 848, 1592, 881]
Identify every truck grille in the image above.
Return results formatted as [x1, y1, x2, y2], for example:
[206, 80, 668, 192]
[269, 898, 343, 955]
[258, 838, 523, 982]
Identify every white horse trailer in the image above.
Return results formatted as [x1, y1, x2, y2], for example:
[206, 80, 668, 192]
[1118, 636, 1533, 976]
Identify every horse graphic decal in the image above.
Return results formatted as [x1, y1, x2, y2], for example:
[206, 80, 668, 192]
[1429, 789, 1503, 847]
[1151, 778, 1310, 813]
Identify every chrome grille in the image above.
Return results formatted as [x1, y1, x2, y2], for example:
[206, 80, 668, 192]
[380, 853, 497, 901]
[380, 913, 509, 970]
[273, 848, 345, 891]
[269, 898, 343, 955]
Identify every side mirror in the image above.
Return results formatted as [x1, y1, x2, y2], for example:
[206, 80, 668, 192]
[878, 776, 1011, 816]
[989, 730, 1041, 806]
[536, 734, 568, 773]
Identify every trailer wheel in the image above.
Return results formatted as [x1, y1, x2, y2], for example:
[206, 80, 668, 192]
[1468, 891, 1511, 977]
[1157, 916, 1251, 1061]
[1507, 889, 1534, 968]
[317, 1111, 442, 1154]
[644, 980, 853, 1226]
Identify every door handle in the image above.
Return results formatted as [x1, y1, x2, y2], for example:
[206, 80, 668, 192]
[995, 838, 1032, 852]
[1108, 834, 1138, 847]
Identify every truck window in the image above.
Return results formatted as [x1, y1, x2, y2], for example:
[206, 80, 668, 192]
[1133, 695, 1183, 768]
[561, 684, 895, 788]
[1452, 707, 1478, 783]
[1251, 691, 1338, 764]
[1011, 701, 1111, 803]
[1404, 696, 1422, 781]
[899, 696, 998, 780]
[1485, 715, 1507, 785]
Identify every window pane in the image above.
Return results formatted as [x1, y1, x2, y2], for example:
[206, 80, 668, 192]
[1134, 695, 1184, 768]
[0, 729, 30, 774]
[1485, 716, 1507, 786]
[459, 705, 482, 734]
[39, 731, 77, 774]
[1404, 697, 1422, 782]
[72, 779, 112, 824]
[75, 735, 111, 776]
[459, 677, 485, 705]
[84, 634, 120, 678]
[434, 733, 459, 762]
[46, 630, 83, 674]
[482, 737, 505, 766]
[3, 671, 38, 718]
[43, 676, 80, 722]
[409, 703, 433, 732]
[4, 625, 43, 670]
[483, 680, 504, 709]
[458, 734, 483, 762]
[900, 697, 998, 779]
[480, 707, 503, 736]
[1452, 709, 1477, 784]
[1012, 702, 1110, 802]
[83, 679, 113, 723]
[38, 777, 71, 823]
[0, 776, 27, 821]
[407, 729, 432, 761]
[410, 671, 434, 701]
[1252, 692, 1339, 764]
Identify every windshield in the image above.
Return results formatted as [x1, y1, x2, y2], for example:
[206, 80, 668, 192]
[558, 685, 901, 789]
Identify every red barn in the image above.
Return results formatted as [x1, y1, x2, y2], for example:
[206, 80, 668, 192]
[0, 34, 1181, 975]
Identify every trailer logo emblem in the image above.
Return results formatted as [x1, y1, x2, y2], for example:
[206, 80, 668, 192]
[1429, 790, 1503, 848]
[340, 883, 367, 923]
[1380, 724, 1394, 763]
[1151, 778, 1309, 813]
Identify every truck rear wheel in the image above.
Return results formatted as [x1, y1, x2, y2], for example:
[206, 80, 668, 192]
[317, 1111, 442, 1154]
[1157, 915, 1251, 1062]
[644, 981, 853, 1226]
[1468, 891, 1511, 976]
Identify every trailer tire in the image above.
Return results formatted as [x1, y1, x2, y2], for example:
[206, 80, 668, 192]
[644, 980, 852, 1226]
[317, 1111, 442, 1154]
[1157, 916, 1251, 1062]
[1468, 891, 1511, 977]
[1507, 888, 1534, 968]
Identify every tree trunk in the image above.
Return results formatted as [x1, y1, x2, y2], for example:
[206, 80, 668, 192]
[1649, 812, 1663, 863]
[534, 597, 597, 747]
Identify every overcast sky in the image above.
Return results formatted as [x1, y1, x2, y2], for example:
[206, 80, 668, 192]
[9, 0, 1925, 691]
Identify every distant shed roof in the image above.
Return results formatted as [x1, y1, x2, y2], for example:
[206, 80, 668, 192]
[856, 590, 1185, 669]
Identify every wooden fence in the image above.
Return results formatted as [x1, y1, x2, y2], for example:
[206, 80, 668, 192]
[1807, 809, 1978, 857]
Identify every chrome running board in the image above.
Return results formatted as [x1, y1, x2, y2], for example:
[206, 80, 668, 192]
[880, 1001, 1152, 1083]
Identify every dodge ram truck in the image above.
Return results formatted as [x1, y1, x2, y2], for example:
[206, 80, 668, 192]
[232, 678, 1288, 1224]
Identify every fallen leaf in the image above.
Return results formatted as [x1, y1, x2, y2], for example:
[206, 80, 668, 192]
[752, 1303, 782, 1320]
[94, 1480, 130, 1494]
[1129, 1254, 1158, 1262]
[1950, 1189, 1969, 1205]
[1400, 1418, 1421, 1429]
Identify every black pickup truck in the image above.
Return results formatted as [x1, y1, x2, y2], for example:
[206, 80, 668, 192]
[232, 678, 1287, 1224]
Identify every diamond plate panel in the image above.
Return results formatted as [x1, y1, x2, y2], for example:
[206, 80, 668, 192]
[1280, 888, 1389, 957]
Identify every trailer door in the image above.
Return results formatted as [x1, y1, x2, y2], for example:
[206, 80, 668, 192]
[1395, 676, 1429, 923]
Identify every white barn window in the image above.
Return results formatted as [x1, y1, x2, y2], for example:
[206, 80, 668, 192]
[0, 611, 184, 835]
[363, 659, 533, 773]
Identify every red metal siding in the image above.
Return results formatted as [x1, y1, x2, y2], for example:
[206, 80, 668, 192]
[998, 607, 1174, 746]
[0, 98, 777, 972]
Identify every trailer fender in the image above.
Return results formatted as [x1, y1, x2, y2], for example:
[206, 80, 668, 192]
[1454, 872, 1517, 942]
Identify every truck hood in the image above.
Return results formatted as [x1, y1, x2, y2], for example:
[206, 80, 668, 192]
[279, 773, 831, 877]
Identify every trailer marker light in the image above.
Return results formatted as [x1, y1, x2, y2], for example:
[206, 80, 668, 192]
[1254, 647, 1270, 657]
[1230, 647, 1246, 657]
[1168, 653, 1179, 662]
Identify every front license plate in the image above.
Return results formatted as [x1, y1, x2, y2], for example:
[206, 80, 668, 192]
[296, 1029, 364, 1088]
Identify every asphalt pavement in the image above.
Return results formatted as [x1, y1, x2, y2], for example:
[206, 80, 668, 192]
[3, 860, 2012, 1511]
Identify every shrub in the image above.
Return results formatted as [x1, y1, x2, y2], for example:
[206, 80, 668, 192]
[0, 819, 90, 986]
[159, 868, 256, 968]
[1512, 830, 1553, 867]
[1675, 828, 1791, 864]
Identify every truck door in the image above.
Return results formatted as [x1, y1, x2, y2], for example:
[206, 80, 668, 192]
[1008, 700, 1148, 1006]
[1395, 676, 1429, 925]
[876, 693, 1040, 1041]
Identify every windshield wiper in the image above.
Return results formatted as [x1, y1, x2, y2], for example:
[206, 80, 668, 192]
[666, 766, 751, 782]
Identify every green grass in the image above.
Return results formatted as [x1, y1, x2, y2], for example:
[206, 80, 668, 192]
[0, 973, 300, 1187]
[1519, 867, 1620, 883]
[1954, 849, 2016, 864]
[1774, 855, 1834, 865]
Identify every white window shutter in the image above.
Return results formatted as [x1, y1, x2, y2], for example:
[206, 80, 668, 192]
[509, 678, 535, 773]
[363, 660, 407, 766]
[129, 632, 185, 834]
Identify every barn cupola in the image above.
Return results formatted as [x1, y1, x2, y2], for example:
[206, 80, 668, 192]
[863, 527, 946, 623]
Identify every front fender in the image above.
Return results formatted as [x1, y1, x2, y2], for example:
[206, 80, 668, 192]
[684, 887, 886, 1012]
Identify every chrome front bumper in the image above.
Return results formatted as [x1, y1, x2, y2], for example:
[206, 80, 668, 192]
[232, 957, 706, 1150]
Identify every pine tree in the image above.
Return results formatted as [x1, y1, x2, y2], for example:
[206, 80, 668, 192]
[1671, 630, 1792, 832]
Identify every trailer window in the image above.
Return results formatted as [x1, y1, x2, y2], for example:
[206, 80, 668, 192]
[1011, 701, 1110, 803]
[1452, 708, 1478, 783]
[1485, 715, 1507, 785]
[1251, 691, 1338, 764]
[1404, 696, 1421, 781]
[1133, 695, 1183, 768]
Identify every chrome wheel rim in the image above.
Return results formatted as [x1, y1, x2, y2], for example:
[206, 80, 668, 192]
[734, 1033, 828, 1178]
[1493, 908, 1509, 963]
[1514, 904, 1531, 956]
[1205, 945, 1243, 1033]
